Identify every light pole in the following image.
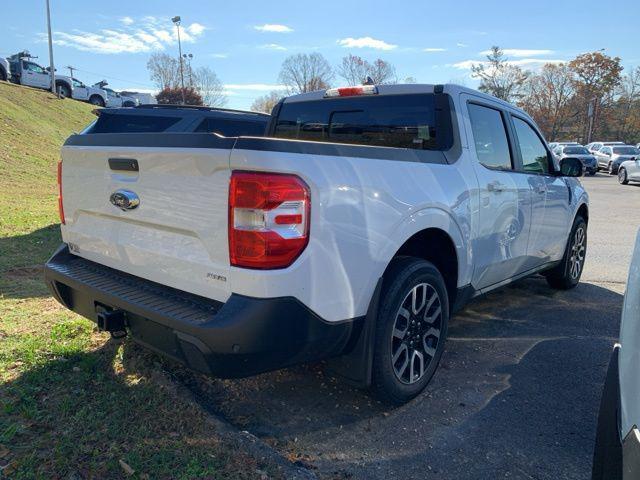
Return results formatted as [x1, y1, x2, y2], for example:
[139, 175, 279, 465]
[183, 53, 193, 87]
[45, 0, 56, 95]
[172, 16, 186, 104]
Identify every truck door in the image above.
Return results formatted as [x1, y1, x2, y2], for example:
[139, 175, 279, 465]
[508, 114, 571, 265]
[461, 94, 534, 289]
[72, 79, 88, 100]
[22, 61, 50, 88]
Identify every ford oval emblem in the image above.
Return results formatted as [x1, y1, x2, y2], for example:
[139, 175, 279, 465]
[110, 189, 140, 211]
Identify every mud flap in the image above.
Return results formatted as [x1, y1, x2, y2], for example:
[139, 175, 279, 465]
[326, 278, 382, 388]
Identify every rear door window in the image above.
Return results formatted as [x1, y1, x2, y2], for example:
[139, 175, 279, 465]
[274, 94, 447, 150]
[467, 103, 513, 170]
[88, 113, 181, 133]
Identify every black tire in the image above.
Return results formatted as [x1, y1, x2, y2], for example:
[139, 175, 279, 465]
[56, 82, 71, 98]
[371, 257, 449, 405]
[608, 162, 614, 175]
[89, 95, 105, 107]
[618, 168, 628, 185]
[545, 216, 587, 290]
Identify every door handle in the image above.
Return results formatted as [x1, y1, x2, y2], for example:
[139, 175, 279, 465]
[487, 181, 505, 192]
[534, 184, 547, 194]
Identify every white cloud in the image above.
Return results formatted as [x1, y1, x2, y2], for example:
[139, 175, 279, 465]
[337, 36, 397, 51]
[50, 17, 206, 54]
[480, 48, 554, 57]
[254, 24, 293, 33]
[457, 43, 468, 48]
[224, 83, 287, 91]
[260, 43, 287, 51]
[186, 23, 206, 36]
[451, 58, 564, 70]
[211, 53, 228, 58]
[424, 48, 446, 52]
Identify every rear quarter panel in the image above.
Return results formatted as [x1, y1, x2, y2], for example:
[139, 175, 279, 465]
[229, 142, 477, 322]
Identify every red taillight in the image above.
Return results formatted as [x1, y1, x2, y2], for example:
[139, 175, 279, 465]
[324, 85, 378, 97]
[57, 161, 65, 225]
[229, 171, 310, 269]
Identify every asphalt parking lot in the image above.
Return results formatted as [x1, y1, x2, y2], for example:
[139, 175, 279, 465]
[176, 173, 637, 480]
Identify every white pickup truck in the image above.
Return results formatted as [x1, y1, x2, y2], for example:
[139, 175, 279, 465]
[45, 84, 589, 404]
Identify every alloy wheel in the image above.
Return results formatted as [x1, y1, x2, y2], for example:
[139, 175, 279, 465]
[390, 283, 442, 384]
[569, 226, 586, 280]
[618, 169, 627, 184]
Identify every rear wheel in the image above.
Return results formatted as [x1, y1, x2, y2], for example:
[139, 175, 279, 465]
[371, 257, 449, 405]
[89, 95, 105, 107]
[545, 216, 587, 290]
[618, 168, 628, 185]
[56, 82, 71, 98]
[608, 162, 615, 175]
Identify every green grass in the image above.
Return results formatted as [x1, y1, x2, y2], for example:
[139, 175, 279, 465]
[0, 82, 274, 479]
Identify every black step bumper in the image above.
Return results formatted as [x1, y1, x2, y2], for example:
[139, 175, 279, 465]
[44, 245, 360, 378]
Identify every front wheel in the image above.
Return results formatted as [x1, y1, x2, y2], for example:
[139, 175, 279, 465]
[544, 216, 587, 290]
[371, 257, 449, 405]
[618, 168, 628, 185]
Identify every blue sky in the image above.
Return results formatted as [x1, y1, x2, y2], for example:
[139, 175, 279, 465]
[4, 0, 640, 110]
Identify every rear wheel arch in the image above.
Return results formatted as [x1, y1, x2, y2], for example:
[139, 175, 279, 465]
[55, 80, 72, 97]
[577, 203, 589, 224]
[385, 228, 459, 307]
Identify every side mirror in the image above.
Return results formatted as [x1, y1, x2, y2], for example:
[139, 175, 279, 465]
[559, 157, 583, 177]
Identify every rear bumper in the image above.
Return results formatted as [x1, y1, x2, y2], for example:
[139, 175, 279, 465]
[44, 244, 359, 378]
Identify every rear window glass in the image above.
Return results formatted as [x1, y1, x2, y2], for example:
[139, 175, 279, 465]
[563, 146, 589, 155]
[613, 146, 639, 155]
[89, 113, 180, 133]
[274, 94, 445, 150]
[194, 117, 267, 137]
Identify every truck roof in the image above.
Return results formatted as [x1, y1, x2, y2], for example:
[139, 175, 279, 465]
[283, 83, 529, 117]
[133, 104, 270, 117]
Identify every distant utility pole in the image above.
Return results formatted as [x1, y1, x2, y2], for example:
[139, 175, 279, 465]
[172, 16, 186, 104]
[67, 65, 75, 79]
[45, 0, 56, 95]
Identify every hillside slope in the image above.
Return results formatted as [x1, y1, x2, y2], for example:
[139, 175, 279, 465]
[0, 82, 95, 271]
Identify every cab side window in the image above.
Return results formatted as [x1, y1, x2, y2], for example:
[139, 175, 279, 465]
[467, 103, 513, 170]
[512, 117, 550, 174]
[23, 61, 44, 74]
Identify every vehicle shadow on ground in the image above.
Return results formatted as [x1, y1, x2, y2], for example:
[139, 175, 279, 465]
[0, 224, 61, 299]
[168, 277, 622, 479]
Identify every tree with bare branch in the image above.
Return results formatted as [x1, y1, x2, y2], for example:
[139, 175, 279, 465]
[147, 53, 180, 90]
[472, 46, 528, 102]
[192, 66, 227, 107]
[337, 55, 397, 85]
[278, 53, 334, 94]
[519, 63, 577, 141]
[251, 90, 284, 113]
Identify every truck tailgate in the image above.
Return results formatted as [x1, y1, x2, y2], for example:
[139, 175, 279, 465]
[60, 133, 234, 303]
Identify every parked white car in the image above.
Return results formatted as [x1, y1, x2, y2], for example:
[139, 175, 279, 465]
[120, 91, 157, 105]
[617, 156, 640, 185]
[70, 78, 107, 107]
[0, 57, 9, 82]
[93, 82, 138, 107]
[592, 230, 640, 480]
[44, 83, 588, 404]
